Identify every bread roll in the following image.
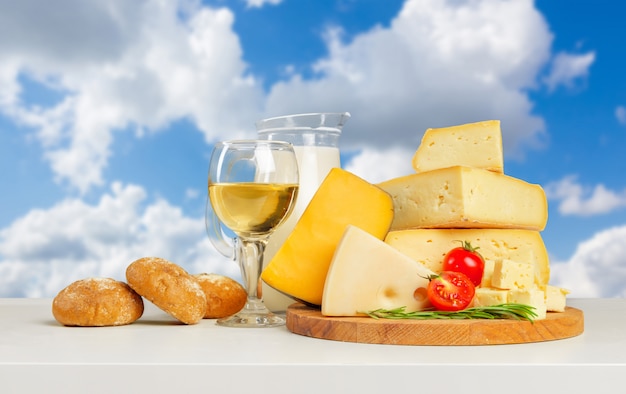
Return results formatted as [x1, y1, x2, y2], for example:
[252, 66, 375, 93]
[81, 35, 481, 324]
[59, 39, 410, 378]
[193, 273, 247, 318]
[52, 277, 144, 327]
[126, 257, 206, 325]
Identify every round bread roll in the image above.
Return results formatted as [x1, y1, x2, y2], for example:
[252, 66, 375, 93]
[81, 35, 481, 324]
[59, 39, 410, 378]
[126, 257, 206, 325]
[52, 277, 144, 327]
[193, 273, 247, 319]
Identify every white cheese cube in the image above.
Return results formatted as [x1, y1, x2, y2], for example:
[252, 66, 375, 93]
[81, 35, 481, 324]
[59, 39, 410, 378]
[492, 259, 534, 290]
[545, 285, 569, 312]
[480, 259, 496, 288]
[473, 287, 508, 307]
[508, 288, 547, 320]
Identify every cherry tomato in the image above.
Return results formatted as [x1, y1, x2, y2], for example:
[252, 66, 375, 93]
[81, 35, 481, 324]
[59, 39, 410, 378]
[426, 271, 475, 311]
[442, 241, 485, 287]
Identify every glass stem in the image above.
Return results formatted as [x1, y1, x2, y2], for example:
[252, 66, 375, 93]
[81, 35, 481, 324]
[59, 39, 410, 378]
[238, 237, 268, 311]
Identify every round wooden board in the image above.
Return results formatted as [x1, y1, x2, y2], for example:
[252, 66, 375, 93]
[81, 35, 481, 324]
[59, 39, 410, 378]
[286, 303, 584, 346]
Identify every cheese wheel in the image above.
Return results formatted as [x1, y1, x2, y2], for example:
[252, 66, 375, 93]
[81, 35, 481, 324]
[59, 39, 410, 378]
[378, 166, 548, 231]
[385, 228, 550, 286]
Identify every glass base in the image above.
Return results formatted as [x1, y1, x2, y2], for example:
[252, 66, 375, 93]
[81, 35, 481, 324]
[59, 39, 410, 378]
[216, 300, 286, 328]
[216, 310, 285, 328]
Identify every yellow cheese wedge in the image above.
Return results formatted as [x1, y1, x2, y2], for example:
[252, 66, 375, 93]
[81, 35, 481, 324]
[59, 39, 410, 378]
[322, 225, 434, 316]
[261, 168, 394, 306]
[384, 228, 550, 286]
[378, 166, 548, 231]
[412, 120, 504, 173]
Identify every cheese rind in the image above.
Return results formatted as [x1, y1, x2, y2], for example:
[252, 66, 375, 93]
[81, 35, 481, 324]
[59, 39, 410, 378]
[322, 225, 434, 316]
[261, 168, 394, 306]
[412, 120, 504, 173]
[384, 228, 550, 286]
[377, 166, 548, 231]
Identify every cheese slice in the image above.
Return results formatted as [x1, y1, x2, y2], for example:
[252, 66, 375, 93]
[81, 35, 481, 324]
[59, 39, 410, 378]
[384, 228, 550, 286]
[261, 168, 394, 306]
[322, 225, 434, 316]
[412, 120, 504, 173]
[378, 166, 547, 231]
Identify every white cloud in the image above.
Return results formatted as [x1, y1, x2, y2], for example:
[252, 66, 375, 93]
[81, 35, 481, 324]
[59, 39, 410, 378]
[550, 225, 626, 297]
[264, 0, 550, 158]
[0, 182, 239, 297]
[545, 175, 626, 216]
[246, 0, 282, 8]
[0, 0, 562, 192]
[544, 51, 595, 92]
[616, 105, 626, 125]
[0, 0, 264, 194]
[344, 146, 415, 184]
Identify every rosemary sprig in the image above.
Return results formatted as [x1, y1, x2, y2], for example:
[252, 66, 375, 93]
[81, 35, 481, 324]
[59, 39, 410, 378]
[361, 303, 537, 323]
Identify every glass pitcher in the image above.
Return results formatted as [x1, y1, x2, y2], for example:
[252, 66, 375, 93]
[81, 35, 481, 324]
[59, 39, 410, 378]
[257, 112, 349, 312]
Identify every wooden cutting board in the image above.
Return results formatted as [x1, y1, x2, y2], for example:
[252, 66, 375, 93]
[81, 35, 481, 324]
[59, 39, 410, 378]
[286, 303, 584, 346]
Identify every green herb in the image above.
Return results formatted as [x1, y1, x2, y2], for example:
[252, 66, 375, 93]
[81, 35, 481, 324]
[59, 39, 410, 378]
[361, 303, 537, 323]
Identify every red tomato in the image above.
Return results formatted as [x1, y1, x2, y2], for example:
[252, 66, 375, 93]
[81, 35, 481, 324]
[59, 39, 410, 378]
[426, 271, 475, 311]
[442, 241, 485, 287]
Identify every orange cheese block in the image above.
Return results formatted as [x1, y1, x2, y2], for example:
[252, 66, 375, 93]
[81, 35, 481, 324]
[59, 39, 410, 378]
[261, 168, 394, 306]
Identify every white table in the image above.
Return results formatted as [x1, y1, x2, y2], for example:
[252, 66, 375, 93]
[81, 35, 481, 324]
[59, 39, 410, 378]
[0, 298, 624, 393]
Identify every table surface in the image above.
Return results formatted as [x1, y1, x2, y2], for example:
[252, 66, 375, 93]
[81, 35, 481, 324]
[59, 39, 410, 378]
[1, 298, 624, 393]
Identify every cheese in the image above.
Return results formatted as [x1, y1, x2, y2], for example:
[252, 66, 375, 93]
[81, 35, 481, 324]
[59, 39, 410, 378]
[545, 285, 569, 312]
[473, 287, 509, 307]
[491, 259, 535, 290]
[508, 288, 547, 320]
[480, 259, 496, 288]
[384, 228, 550, 286]
[412, 120, 504, 173]
[322, 225, 434, 316]
[261, 168, 394, 306]
[377, 166, 548, 231]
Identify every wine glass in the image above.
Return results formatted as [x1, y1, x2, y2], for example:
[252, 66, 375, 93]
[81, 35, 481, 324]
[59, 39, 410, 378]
[207, 140, 299, 327]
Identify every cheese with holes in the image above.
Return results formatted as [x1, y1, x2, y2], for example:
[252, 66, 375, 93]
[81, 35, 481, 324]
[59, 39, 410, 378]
[412, 120, 504, 173]
[491, 259, 535, 290]
[377, 166, 548, 231]
[384, 228, 550, 286]
[261, 168, 394, 306]
[322, 225, 434, 316]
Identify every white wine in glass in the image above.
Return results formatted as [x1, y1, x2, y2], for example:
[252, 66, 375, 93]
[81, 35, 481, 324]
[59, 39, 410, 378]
[207, 140, 298, 327]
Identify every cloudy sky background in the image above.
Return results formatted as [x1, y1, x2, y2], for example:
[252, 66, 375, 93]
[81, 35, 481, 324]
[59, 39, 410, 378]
[1, 0, 625, 298]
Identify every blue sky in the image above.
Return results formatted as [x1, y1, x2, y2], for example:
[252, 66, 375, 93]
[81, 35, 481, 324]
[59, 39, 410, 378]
[1, 0, 625, 298]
